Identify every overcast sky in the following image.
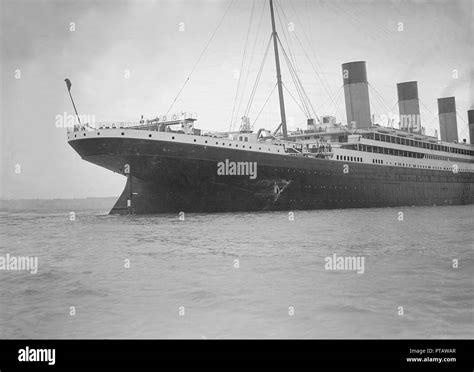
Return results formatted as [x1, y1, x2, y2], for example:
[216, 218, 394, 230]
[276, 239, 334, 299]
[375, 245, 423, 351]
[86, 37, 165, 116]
[1, 0, 472, 199]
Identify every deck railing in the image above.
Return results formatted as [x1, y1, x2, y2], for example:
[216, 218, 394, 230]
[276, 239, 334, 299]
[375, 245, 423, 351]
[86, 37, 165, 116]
[67, 112, 198, 133]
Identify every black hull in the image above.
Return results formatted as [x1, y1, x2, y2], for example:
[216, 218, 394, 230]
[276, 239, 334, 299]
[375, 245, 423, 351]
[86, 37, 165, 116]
[69, 137, 474, 214]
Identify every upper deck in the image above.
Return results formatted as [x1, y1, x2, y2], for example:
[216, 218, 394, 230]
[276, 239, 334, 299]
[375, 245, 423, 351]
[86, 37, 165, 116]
[67, 111, 473, 167]
[288, 125, 474, 160]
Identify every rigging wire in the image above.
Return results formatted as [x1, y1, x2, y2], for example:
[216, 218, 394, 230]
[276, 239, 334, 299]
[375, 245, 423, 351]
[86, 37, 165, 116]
[274, 8, 311, 118]
[252, 83, 278, 127]
[317, 85, 344, 120]
[244, 35, 273, 117]
[333, 88, 347, 124]
[229, 0, 256, 131]
[418, 100, 441, 135]
[274, 1, 300, 76]
[321, 0, 393, 42]
[282, 82, 309, 117]
[455, 111, 470, 140]
[372, 95, 397, 126]
[368, 83, 394, 114]
[368, 94, 387, 121]
[388, 100, 399, 114]
[279, 39, 311, 117]
[232, 0, 267, 132]
[276, 0, 338, 110]
[419, 99, 438, 120]
[277, 35, 320, 121]
[286, 0, 335, 99]
[273, 1, 319, 119]
[316, 84, 342, 113]
[165, 0, 234, 116]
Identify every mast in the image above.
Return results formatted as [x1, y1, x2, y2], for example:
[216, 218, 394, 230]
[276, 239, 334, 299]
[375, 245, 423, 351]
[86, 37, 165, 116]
[269, 0, 288, 139]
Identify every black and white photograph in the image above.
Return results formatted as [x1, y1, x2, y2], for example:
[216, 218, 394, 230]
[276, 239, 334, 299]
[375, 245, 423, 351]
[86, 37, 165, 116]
[0, 0, 473, 369]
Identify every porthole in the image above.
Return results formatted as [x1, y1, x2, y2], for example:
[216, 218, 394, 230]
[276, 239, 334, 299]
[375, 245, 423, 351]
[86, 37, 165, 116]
[83, 133, 86, 136]
[205, 140, 208, 144]
[172, 136, 175, 140]
[193, 139, 196, 142]
[74, 135, 77, 138]
[121, 132, 124, 136]
[148, 134, 152, 138]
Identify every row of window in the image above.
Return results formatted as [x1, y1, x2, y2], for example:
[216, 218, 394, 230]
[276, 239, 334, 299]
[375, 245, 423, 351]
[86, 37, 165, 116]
[393, 163, 469, 172]
[425, 154, 447, 161]
[335, 155, 363, 162]
[191, 137, 279, 152]
[356, 144, 470, 164]
[336, 151, 471, 172]
[359, 144, 427, 159]
[365, 133, 473, 156]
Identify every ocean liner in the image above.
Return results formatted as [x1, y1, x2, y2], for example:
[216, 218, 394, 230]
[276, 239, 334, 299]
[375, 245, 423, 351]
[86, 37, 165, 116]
[67, 0, 474, 214]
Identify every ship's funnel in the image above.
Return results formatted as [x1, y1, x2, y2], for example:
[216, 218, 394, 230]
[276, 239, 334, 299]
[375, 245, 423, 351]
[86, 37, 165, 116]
[468, 110, 474, 145]
[397, 81, 421, 133]
[437, 97, 458, 142]
[342, 61, 371, 129]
